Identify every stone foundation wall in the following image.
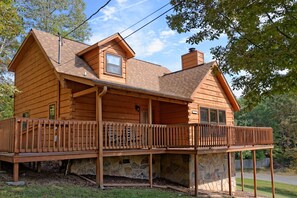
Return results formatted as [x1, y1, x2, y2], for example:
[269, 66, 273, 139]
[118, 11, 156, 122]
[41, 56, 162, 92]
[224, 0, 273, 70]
[70, 155, 160, 180]
[160, 154, 190, 187]
[70, 153, 236, 192]
[189, 153, 236, 192]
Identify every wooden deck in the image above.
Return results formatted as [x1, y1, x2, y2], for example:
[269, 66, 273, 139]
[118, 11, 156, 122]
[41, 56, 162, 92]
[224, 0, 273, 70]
[0, 117, 273, 154]
[0, 117, 274, 196]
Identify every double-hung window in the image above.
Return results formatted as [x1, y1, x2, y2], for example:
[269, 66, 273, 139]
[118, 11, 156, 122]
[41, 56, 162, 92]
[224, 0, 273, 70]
[106, 53, 122, 76]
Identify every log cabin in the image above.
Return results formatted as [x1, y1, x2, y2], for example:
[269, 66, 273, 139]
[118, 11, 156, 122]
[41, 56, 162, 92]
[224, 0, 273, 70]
[0, 29, 275, 197]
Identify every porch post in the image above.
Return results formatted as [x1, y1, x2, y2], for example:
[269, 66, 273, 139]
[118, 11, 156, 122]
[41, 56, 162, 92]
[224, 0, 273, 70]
[227, 152, 232, 196]
[96, 86, 107, 189]
[270, 148, 275, 198]
[13, 163, 19, 182]
[240, 151, 244, 191]
[148, 98, 153, 188]
[252, 150, 257, 197]
[194, 153, 199, 197]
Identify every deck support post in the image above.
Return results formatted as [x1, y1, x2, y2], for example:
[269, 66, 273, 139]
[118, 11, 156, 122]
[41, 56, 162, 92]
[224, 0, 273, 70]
[96, 86, 107, 189]
[252, 150, 257, 197]
[149, 154, 153, 188]
[270, 148, 275, 198]
[240, 151, 244, 191]
[227, 152, 232, 196]
[194, 153, 199, 197]
[13, 163, 19, 182]
[148, 98, 153, 188]
[37, 162, 41, 173]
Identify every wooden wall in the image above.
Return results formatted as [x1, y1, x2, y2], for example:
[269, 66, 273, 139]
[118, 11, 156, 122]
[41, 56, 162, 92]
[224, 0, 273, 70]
[99, 40, 127, 84]
[188, 71, 234, 125]
[81, 47, 99, 77]
[102, 93, 147, 123]
[81, 40, 127, 84]
[160, 102, 188, 124]
[14, 39, 73, 120]
[14, 40, 59, 118]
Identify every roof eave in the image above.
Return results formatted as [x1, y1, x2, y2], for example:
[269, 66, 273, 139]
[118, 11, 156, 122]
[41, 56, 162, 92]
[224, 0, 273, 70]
[8, 30, 34, 72]
[76, 33, 135, 59]
[61, 73, 191, 103]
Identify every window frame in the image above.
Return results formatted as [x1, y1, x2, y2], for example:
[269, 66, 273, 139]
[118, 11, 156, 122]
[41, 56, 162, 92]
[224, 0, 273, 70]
[200, 107, 226, 125]
[49, 103, 56, 120]
[105, 52, 123, 77]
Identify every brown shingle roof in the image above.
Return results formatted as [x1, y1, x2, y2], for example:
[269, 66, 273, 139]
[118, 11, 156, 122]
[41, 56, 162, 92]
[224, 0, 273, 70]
[26, 29, 215, 101]
[159, 62, 215, 98]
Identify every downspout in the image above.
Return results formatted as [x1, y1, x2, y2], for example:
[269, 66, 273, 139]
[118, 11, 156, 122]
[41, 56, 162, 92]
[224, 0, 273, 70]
[96, 86, 107, 189]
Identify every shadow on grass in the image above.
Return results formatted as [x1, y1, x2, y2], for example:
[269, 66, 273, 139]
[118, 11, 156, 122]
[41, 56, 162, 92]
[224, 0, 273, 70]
[237, 183, 297, 197]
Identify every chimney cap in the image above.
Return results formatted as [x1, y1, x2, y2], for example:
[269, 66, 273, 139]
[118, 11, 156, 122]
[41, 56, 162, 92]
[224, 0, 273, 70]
[189, 47, 196, 52]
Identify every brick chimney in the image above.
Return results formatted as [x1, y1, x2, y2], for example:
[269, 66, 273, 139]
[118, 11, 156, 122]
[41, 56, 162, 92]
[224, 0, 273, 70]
[181, 48, 204, 70]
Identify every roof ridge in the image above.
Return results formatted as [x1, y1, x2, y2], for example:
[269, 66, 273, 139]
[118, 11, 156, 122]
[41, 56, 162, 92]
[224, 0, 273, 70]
[162, 61, 216, 77]
[131, 58, 163, 67]
[32, 28, 90, 47]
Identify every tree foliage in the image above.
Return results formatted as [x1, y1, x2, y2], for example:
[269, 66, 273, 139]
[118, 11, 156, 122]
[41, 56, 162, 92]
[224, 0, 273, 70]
[167, 0, 297, 108]
[235, 95, 297, 168]
[0, 0, 23, 120]
[16, 0, 91, 42]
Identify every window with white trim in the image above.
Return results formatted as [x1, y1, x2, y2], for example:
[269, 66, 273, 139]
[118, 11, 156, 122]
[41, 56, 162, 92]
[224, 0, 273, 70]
[106, 53, 122, 76]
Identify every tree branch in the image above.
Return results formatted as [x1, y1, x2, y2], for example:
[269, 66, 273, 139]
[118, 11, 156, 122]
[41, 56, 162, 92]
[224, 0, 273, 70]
[265, 12, 292, 39]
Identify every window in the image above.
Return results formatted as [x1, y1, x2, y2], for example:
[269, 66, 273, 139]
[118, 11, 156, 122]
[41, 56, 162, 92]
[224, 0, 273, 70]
[210, 109, 218, 124]
[106, 53, 122, 76]
[22, 112, 29, 129]
[200, 108, 209, 123]
[200, 107, 226, 125]
[219, 110, 226, 125]
[22, 112, 29, 118]
[49, 104, 56, 120]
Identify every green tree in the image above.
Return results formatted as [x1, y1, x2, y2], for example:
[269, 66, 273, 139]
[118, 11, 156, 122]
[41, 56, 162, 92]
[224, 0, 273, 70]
[167, 0, 297, 108]
[235, 95, 297, 168]
[16, 0, 91, 42]
[0, 0, 23, 120]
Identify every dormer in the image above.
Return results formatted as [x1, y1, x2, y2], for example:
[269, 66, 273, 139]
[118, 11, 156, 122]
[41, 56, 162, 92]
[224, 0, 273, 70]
[77, 33, 135, 83]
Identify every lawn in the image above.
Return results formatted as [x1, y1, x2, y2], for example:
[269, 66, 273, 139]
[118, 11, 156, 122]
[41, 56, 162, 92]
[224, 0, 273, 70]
[236, 178, 297, 198]
[0, 183, 191, 198]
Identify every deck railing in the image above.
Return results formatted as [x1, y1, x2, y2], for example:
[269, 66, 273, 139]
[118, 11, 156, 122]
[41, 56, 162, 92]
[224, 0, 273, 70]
[0, 118, 98, 153]
[0, 118, 273, 153]
[102, 122, 273, 150]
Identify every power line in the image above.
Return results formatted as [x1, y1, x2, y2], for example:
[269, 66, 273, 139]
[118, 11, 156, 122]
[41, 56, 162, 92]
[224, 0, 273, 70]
[101, 2, 180, 55]
[63, 0, 112, 38]
[120, 2, 170, 34]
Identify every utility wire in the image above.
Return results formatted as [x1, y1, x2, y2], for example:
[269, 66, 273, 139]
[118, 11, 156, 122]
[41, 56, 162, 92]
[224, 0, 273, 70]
[63, 0, 112, 38]
[101, 2, 180, 54]
[120, 2, 170, 34]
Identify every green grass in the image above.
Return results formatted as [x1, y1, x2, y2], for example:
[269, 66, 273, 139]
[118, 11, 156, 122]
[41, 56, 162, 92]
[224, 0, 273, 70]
[236, 178, 297, 198]
[0, 183, 191, 198]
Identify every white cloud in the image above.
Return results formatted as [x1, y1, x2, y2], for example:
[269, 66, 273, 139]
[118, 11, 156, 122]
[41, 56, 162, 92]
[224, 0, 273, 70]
[144, 38, 165, 56]
[160, 30, 175, 37]
[101, 6, 118, 21]
[178, 37, 187, 44]
[116, 0, 128, 4]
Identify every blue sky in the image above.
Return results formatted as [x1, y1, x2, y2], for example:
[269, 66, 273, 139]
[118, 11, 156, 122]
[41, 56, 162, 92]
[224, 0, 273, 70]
[83, 0, 242, 97]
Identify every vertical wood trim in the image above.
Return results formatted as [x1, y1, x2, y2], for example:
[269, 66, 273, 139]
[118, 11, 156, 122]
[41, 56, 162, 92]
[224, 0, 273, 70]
[194, 153, 199, 197]
[227, 152, 232, 196]
[240, 151, 244, 191]
[253, 150, 257, 197]
[148, 98, 152, 148]
[149, 154, 153, 188]
[13, 163, 19, 182]
[57, 81, 60, 119]
[270, 149, 275, 198]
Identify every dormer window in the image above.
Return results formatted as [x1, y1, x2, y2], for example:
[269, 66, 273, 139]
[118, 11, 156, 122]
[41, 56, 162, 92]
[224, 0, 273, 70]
[106, 53, 122, 76]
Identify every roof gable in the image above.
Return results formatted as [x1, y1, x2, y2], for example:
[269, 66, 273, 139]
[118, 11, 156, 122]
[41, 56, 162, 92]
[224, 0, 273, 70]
[77, 33, 135, 59]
